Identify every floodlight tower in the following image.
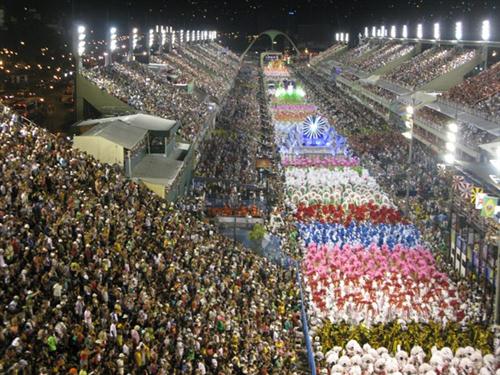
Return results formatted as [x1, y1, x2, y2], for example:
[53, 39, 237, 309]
[482, 20, 490, 69]
[129, 27, 138, 62]
[105, 26, 117, 66]
[75, 25, 86, 70]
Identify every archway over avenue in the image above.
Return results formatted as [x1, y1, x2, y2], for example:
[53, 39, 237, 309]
[240, 29, 300, 62]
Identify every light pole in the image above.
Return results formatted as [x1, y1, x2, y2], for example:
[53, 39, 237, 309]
[403, 104, 414, 216]
[444, 122, 458, 263]
[106, 27, 117, 66]
[76, 25, 86, 71]
[129, 27, 138, 62]
[490, 148, 500, 325]
[482, 20, 490, 69]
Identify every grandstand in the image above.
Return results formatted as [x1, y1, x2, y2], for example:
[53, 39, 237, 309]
[0, 15, 499, 375]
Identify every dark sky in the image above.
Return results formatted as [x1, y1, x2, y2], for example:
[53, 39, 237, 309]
[6, 0, 499, 38]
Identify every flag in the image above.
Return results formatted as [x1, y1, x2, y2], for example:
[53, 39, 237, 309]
[481, 196, 498, 218]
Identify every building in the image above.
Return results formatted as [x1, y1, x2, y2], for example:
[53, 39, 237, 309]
[73, 113, 193, 200]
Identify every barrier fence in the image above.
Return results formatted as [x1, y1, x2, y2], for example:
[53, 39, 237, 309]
[260, 235, 317, 374]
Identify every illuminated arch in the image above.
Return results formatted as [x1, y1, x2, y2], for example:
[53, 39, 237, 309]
[240, 29, 300, 62]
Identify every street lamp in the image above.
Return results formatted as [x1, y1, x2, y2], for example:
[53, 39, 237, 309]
[335, 33, 339, 42]
[417, 23, 423, 39]
[402, 25, 408, 39]
[372, 26, 376, 38]
[340, 32, 344, 42]
[345, 33, 349, 43]
[364, 27, 369, 38]
[455, 21, 463, 41]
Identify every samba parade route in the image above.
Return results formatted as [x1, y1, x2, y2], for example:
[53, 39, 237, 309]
[263, 60, 495, 373]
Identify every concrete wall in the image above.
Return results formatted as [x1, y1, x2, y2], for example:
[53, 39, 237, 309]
[76, 73, 135, 121]
[420, 52, 484, 92]
[73, 136, 125, 167]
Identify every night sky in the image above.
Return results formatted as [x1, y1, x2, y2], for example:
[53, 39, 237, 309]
[5, 0, 499, 38]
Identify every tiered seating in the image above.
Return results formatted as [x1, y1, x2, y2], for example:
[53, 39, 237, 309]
[385, 47, 477, 88]
[444, 62, 500, 120]
[351, 42, 415, 73]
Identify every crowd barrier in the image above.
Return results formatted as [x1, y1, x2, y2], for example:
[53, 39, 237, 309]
[260, 235, 317, 374]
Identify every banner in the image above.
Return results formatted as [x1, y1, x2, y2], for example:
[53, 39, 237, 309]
[481, 196, 498, 218]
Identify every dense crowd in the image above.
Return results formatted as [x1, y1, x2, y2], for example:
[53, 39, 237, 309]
[415, 107, 496, 147]
[0, 106, 304, 373]
[81, 42, 239, 143]
[190, 65, 280, 214]
[309, 44, 345, 67]
[444, 62, 500, 120]
[385, 47, 477, 89]
[350, 42, 415, 73]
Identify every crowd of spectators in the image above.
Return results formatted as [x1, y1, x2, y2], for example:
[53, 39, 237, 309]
[416, 107, 496, 148]
[309, 44, 344, 67]
[385, 47, 477, 89]
[351, 42, 415, 73]
[81, 42, 239, 143]
[336, 42, 376, 66]
[0, 105, 304, 374]
[360, 84, 398, 102]
[294, 68, 388, 138]
[193, 65, 277, 207]
[444, 62, 500, 120]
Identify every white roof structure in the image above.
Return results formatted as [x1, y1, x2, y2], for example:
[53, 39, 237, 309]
[77, 113, 177, 132]
[83, 120, 147, 149]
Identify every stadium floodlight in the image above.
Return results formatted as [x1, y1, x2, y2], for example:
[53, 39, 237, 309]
[417, 23, 423, 39]
[345, 33, 349, 43]
[448, 122, 458, 133]
[481, 20, 490, 41]
[161, 27, 167, 46]
[372, 26, 376, 37]
[364, 27, 369, 38]
[77, 25, 86, 57]
[455, 21, 463, 40]
[148, 28, 154, 48]
[444, 153, 455, 164]
[434, 22, 440, 40]
[110, 27, 117, 51]
[132, 28, 138, 50]
[390, 25, 396, 38]
[402, 25, 408, 39]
